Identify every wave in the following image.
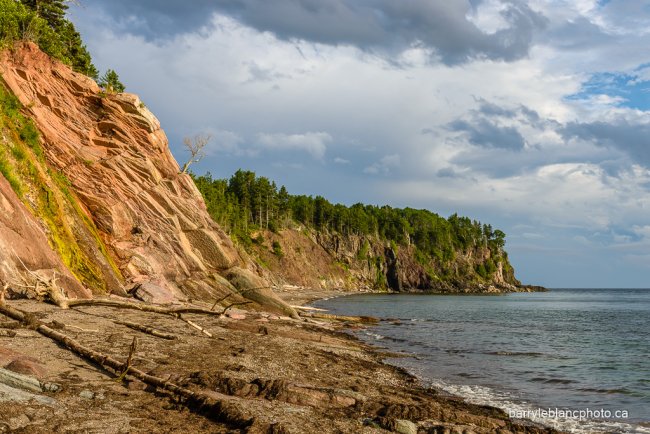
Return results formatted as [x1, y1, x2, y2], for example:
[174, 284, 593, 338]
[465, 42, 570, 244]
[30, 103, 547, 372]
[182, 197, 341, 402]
[424, 378, 650, 434]
[578, 387, 633, 395]
[529, 377, 578, 385]
[487, 351, 545, 357]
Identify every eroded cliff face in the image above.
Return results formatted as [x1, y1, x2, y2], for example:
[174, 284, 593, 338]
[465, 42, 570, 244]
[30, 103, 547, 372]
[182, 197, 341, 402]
[253, 227, 524, 293]
[0, 43, 295, 315]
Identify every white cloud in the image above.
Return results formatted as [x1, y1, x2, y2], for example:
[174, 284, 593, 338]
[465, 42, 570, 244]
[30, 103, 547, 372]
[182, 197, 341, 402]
[256, 132, 331, 160]
[68, 1, 650, 286]
[364, 154, 401, 174]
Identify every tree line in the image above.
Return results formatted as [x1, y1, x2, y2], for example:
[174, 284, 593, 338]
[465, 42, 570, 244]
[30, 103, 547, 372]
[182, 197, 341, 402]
[192, 170, 508, 267]
[1, 0, 125, 91]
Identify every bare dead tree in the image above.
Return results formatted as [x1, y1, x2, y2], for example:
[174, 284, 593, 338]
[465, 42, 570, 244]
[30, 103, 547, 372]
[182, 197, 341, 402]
[180, 133, 212, 174]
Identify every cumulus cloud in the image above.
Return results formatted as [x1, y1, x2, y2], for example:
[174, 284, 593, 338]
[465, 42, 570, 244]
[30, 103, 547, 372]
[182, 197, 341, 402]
[364, 154, 401, 174]
[66, 0, 650, 286]
[89, 0, 548, 65]
[562, 119, 650, 166]
[256, 132, 332, 159]
[449, 119, 527, 150]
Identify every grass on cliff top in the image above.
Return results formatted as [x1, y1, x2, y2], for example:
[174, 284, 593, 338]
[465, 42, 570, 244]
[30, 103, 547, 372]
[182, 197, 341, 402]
[0, 81, 120, 291]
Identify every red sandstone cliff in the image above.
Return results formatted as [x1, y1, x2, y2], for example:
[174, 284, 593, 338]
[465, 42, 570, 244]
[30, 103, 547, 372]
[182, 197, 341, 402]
[0, 43, 295, 316]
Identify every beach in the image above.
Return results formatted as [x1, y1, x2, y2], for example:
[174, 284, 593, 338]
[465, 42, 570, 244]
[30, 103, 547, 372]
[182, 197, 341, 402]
[0, 293, 562, 433]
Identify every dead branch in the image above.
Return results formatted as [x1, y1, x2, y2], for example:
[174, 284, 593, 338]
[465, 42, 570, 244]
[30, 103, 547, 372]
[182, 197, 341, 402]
[180, 133, 211, 174]
[0, 321, 20, 329]
[116, 337, 138, 382]
[179, 315, 213, 338]
[66, 298, 227, 316]
[0, 301, 253, 428]
[9, 250, 69, 308]
[219, 301, 252, 315]
[114, 320, 177, 340]
[211, 293, 233, 311]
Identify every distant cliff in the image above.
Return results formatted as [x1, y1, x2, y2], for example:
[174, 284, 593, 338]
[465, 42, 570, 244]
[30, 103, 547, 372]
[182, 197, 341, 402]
[194, 172, 531, 293]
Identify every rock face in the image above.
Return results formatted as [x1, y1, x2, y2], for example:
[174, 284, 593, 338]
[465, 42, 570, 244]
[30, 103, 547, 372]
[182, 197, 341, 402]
[253, 228, 524, 293]
[0, 175, 90, 299]
[0, 43, 294, 314]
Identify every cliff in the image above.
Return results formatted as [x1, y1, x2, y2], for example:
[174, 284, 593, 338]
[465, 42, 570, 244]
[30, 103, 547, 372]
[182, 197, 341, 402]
[0, 42, 295, 316]
[248, 227, 527, 293]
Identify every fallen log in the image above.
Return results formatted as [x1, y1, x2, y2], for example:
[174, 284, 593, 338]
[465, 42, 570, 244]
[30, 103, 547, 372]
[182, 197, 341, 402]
[67, 298, 252, 317]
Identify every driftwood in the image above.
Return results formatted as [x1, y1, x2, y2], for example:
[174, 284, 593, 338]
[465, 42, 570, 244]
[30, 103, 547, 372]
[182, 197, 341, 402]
[116, 337, 138, 382]
[10, 250, 69, 308]
[298, 312, 379, 323]
[0, 329, 16, 337]
[67, 298, 251, 316]
[68, 298, 251, 338]
[0, 301, 254, 428]
[114, 320, 178, 340]
[291, 305, 328, 312]
[179, 315, 213, 338]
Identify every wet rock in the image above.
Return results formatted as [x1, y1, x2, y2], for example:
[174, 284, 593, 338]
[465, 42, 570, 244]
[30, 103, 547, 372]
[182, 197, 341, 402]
[226, 267, 298, 318]
[133, 282, 177, 305]
[4, 358, 47, 378]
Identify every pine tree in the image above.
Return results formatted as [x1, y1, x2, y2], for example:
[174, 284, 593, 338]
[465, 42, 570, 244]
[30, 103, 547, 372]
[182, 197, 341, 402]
[98, 69, 125, 93]
[20, 0, 68, 29]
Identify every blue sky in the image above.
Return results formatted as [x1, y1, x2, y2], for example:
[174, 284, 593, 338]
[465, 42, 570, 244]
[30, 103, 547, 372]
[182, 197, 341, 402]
[68, 0, 650, 288]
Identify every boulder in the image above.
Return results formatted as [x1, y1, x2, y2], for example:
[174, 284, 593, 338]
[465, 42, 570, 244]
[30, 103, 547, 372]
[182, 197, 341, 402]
[132, 282, 177, 305]
[225, 267, 298, 318]
[4, 359, 47, 379]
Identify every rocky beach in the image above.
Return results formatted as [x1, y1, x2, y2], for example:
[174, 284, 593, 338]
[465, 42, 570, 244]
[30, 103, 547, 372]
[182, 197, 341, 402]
[0, 291, 563, 433]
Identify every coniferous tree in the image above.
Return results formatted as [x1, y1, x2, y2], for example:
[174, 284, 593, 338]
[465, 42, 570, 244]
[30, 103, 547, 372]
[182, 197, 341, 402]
[98, 69, 125, 93]
[20, 0, 67, 29]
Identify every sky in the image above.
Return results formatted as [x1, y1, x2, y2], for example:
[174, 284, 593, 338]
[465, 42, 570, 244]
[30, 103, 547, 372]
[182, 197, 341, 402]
[67, 0, 650, 288]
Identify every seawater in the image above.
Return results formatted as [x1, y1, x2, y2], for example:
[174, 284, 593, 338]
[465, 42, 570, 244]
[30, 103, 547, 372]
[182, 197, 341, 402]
[313, 289, 650, 434]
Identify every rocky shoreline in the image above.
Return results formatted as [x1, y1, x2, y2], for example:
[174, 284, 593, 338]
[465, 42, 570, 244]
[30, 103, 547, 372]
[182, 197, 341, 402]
[0, 291, 562, 433]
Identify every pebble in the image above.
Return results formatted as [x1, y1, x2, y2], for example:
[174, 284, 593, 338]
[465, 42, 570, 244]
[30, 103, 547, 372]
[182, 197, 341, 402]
[7, 414, 30, 431]
[79, 390, 95, 400]
[394, 419, 418, 434]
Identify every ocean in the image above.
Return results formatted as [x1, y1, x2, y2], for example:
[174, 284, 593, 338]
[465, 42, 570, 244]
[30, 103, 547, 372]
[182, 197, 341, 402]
[313, 288, 650, 434]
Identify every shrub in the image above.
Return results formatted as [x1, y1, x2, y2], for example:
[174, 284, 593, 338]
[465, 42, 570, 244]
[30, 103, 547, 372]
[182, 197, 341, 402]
[272, 240, 283, 257]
